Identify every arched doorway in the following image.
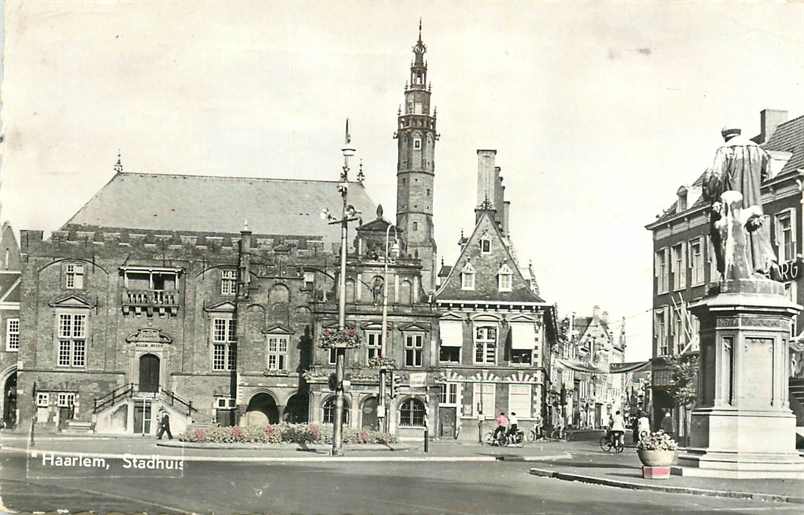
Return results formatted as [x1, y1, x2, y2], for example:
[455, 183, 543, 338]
[3, 371, 17, 428]
[285, 393, 308, 423]
[245, 393, 279, 425]
[361, 396, 379, 431]
[322, 396, 350, 425]
[139, 354, 160, 393]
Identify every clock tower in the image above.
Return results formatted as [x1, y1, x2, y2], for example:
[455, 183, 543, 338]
[395, 21, 438, 292]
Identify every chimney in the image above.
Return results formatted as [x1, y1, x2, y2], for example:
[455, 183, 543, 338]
[759, 109, 788, 144]
[592, 305, 600, 320]
[503, 200, 511, 236]
[476, 149, 497, 217]
[494, 167, 505, 230]
[601, 311, 609, 324]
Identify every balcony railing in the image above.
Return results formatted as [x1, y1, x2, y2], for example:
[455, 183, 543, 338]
[121, 289, 180, 316]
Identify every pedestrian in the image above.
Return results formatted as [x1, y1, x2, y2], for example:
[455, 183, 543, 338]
[507, 411, 519, 442]
[493, 411, 508, 442]
[156, 408, 173, 440]
[637, 411, 650, 441]
[661, 410, 673, 436]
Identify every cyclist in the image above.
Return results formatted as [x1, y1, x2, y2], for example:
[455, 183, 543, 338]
[507, 411, 519, 443]
[493, 411, 508, 442]
[609, 410, 625, 448]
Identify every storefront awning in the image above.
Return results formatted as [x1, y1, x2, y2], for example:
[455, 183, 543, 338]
[510, 323, 536, 350]
[439, 320, 463, 347]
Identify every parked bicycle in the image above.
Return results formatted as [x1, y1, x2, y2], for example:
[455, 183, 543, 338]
[484, 428, 525, 446]
[599, 430, 624, 454]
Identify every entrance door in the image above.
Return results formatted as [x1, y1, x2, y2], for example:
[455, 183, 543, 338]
[3, 372, 17, 428]
[139, 354, 160, 393]
[439, 406, 456, 438]
[133, 400, 152, 434]
[361, 397, 379, 431]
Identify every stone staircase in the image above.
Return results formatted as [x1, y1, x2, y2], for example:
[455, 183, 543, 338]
[61, 420, 93, 434]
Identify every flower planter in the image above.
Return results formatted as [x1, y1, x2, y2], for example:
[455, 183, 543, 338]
[637, 449, 677, 467]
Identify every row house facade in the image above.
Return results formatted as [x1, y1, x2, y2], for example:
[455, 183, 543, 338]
[434, 149, 556, 441]
[551, 307, 626, 430]
[645, 108, 804, 439]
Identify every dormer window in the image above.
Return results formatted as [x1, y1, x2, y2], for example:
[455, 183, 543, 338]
[677, 186, 688, 212]
[480, 239, 491, 254]
[461, 262, 476, 290]
[65, 263, 84, 289]
[498, 263, 513, 292]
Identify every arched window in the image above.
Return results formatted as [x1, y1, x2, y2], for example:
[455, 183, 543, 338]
[323, 396, 350, 424]
[399, 398, 425, 427]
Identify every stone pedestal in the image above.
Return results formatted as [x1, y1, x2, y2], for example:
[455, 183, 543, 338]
[676, 279, 804, 478]
[642, 466, 670, 479]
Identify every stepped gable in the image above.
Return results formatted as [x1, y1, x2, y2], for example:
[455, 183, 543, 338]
[63, 172, 377, 246]
[435, 211, 544, 303]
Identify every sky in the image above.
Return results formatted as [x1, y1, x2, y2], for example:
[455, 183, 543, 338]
[4, 1, 804, 361]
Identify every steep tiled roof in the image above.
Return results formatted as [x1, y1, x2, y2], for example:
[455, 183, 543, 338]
[0, 273, 20, 303]
[649, 170, 708, 226]
[435, 211, 545, 303]
[64, 172, 377, 246]
[764, 114, 804, 175]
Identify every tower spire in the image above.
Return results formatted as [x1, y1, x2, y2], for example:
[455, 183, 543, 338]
[113, 151, 123, 174]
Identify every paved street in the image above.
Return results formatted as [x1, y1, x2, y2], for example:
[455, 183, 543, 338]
[1, 442, 802, 514]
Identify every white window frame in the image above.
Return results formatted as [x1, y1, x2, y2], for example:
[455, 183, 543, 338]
[57, 392, 76, 408]
[328, 348, 337, 366]
[57, 313, 87, 368]
[689, 237, 704, 286]
[215, 397, 237, 409]
[655, 247, 669, 293]
[776, 210, 797, 263]
[480, 239, 491, 254]
[461, 262, 476, 290]
[472, 383, 496, 417]
[497, 264, 513, 292]
[655, 308, 668, 356]
[5, 318, 19, 351]
[671, 242, 686, 290]
[65, 263, 85, 289]
[212, 317, 236, 371]
[36, 392, 50, 407]
[440, 383, 458, 406]
[413, 138, 422, 150]
[508, 384, 532, 419]
[365, 331, 383, 364]
[473, 325, 497, 365]
[404, 333, 424, 367]
[220, 269, 237, 296]
[267, 335, 289, 371]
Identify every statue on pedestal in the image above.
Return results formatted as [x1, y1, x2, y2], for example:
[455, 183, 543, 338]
[703, 127, 780, 282]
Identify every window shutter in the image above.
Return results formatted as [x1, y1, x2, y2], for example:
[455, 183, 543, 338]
[791, 209, 798, 259]
[680, 242, 687, 288]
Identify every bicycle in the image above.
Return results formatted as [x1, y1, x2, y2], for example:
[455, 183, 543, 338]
[599, 431, 624, 454]
[484, 428, 525, 446]
[526, 426, 545, 442]
[550, 426, 565, 440]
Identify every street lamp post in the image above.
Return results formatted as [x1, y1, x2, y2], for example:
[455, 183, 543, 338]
[379, 224, 398, 434]
[320, 119, 360, 456]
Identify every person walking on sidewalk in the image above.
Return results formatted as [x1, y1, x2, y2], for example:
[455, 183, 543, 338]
[156, 408, 173, 440]
[507, 412, 519, 442]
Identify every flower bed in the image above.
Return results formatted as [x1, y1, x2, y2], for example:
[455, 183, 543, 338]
[636, 430, 677, 452]
[319, 328, 360, 349]
[177, 423, 396, 446]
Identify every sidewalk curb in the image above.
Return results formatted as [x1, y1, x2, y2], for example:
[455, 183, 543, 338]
[528, 467, 804, 504]
[496, 453, 571, 462]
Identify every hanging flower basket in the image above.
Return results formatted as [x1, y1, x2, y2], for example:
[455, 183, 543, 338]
[319, 327, 360, 349]
[367, 356, 397, 369]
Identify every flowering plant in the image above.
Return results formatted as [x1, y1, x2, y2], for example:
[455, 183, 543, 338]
[636, 430, 678, 451]
[319, 327, 360, 349]
[367, 356, 397, 369]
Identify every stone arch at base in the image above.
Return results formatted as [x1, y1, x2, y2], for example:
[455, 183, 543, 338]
[242, 392, 280, 426]
[1, 365, 17, 428]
